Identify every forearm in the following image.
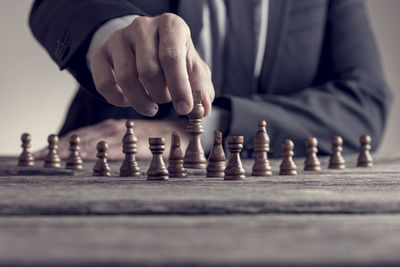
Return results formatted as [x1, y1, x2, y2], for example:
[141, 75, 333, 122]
[222, 72, 391, 158]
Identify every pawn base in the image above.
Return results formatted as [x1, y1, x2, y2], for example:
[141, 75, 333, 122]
[279, 170, 298, 175]
[147, 175, 169, 181]
[252, 170, 272, 177]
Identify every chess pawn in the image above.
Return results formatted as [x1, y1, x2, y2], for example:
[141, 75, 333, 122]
[120, 120, 141, 177]
[279, 139, 298, 175]
[224, 136, 246, 180]
[357, 135, 373, 167]
[66, 135, 83, 170]
[183, 90, 207, 169]
[328, 136, 346, 169]
[147, 137, 169, 181]
[93, 141, 112, 176]
[304, 137, 321, 171]
[252, 120, 272, 176]
[168, 132, 187, 178]
[18, 133, 35, 166]
[44, 134, 61, 168]
[207, 130, 226, 177]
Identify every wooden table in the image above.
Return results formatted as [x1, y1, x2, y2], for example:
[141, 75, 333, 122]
[1, 155, 400, 266]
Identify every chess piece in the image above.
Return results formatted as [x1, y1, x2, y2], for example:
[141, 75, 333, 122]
[44, 134, 61, 168]
[147, 137, 169, 181]
[328, 136, 346, 169]
[120, 120, 141, 177]
[92, 141, 112, 176]
[357, 134, 373, 167]
[183, 90, 207, 169]
[168, 132, 187, 178]
[224, 136, 246, 180]
[65, 135, 83, 170]
[279, 139, 298, 175]
[252, 120, 272, 176]
[304, 137, 321, 171]
[207, 130, 226, 177]
[18, 133, 35, 166]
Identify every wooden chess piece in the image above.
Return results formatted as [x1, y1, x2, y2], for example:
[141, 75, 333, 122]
[92, 141, 112, 176]
[224, 136, 246, 180]
[207, 130, 226, 177]
[304, 137, 321, 171]
[147, 137, 169, 181]
[65, 135, 83, 170]
[168, 132, 187, 178]
[120, 120, 141, 177]
[183, 90, 207, 169]
[279, 139, 298, 175]
[18, 133, 35, 166]
[252, 120, 272, 176]
[357, 134, 373, 167]
[328, 136, 346, 169]
[44, 134, 61, 168]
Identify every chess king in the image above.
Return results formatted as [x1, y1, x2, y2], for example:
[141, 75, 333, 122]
[30, 0, 392, 160]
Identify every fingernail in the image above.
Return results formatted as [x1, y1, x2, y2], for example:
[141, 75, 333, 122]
[146, 104, 159, 117]
[176, 101, 191, 114]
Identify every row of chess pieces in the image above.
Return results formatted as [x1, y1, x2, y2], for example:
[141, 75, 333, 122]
[17, 119, 373, 181]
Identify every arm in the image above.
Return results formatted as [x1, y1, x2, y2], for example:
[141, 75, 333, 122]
[30, 0, 214, 117]
[221, 0, 392, 157]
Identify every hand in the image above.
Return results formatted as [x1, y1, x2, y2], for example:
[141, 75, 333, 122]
[33, 119, 188, 161]
[91, 13, 215, 117]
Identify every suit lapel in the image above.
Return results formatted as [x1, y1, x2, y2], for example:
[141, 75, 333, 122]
[259, 0, 291, 93]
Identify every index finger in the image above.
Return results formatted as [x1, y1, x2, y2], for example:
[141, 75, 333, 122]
[157, 14, 193, 115]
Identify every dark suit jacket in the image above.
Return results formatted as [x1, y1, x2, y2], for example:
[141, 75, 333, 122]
[29, 0, 392, 157]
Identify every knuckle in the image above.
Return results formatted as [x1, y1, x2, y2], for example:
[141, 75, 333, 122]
[137, 63, 161, 81]
[102, 119, 117, 127]
[202, 62, 212, 78]
[159, 48, 185, 65]
[159, 13, 179, 24]
[115, 68, 133, 87]
[130, 16, 151, 35]
[159, 13, 190, 36]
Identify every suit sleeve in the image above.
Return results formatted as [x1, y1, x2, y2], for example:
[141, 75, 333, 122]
[220, 0, 392, 157]
[29, 0, 172, 98]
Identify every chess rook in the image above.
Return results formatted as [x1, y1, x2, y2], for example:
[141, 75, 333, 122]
[147, 137, 169, 181]
[224, 136, 246, 180]
[120, 120, 141, 177]
[304, 137, 321, 171]
[328, 136, 346, 169]
[66, 135, 83, 170]
[207, 130, 226, 178]
[252, 120, 272, 176]
[279, 139, 298, 175]
[168, 132, 187, 178]
[93, 141, 112, 176]
[18, 133, 35, 167]
[357, 134, 373, 167]
[183, 90, 207, 169]
[44, 134, 61, 168]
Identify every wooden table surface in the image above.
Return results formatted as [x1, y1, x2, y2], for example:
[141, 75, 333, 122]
[1, 155, 400, 266]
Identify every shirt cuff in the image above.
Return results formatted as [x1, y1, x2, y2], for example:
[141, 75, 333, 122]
[86, 14, 141, 69]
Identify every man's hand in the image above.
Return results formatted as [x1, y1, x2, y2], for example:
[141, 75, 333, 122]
[91, 13, 214, 117]
[33, 119, 188, 161]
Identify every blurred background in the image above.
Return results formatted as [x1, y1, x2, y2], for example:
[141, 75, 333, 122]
[0, 0, 399, 155]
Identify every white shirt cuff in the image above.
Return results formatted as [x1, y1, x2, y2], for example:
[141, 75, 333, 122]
[86, 14, 141, 69]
